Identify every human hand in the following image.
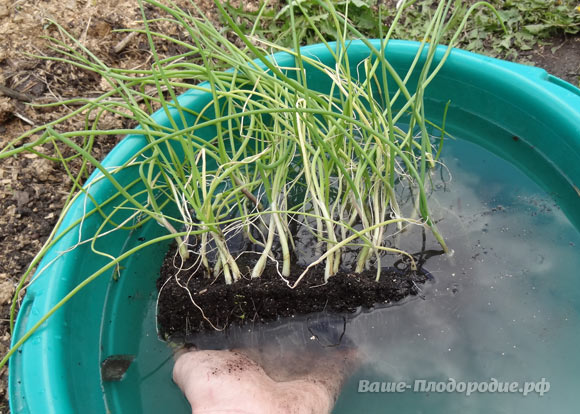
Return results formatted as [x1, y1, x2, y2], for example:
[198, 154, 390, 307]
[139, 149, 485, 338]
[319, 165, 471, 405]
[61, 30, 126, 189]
[173, 346, 357, 414]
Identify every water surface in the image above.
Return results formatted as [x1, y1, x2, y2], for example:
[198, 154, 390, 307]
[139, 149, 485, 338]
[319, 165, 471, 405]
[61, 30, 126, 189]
[105, 138, 580, 413]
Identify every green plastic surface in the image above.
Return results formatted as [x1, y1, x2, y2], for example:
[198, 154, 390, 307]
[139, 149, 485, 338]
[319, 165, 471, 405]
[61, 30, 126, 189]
[9, 40, 580, 413]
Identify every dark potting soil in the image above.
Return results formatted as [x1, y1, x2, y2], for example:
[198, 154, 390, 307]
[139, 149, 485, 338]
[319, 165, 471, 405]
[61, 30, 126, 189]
[157, 243, 435, 338]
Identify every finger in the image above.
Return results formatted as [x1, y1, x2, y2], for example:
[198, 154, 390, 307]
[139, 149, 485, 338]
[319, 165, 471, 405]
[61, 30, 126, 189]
[173, 343, 197, 361]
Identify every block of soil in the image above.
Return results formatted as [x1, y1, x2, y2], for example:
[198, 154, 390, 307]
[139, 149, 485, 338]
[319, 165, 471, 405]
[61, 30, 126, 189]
[156, 243, 434, 339]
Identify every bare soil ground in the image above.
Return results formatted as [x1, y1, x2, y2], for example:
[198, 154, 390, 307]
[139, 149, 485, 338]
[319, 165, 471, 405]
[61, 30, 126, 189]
[0, 1, 578, 412]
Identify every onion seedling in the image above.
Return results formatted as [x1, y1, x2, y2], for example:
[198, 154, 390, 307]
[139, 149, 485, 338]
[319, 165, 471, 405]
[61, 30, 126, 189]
[0, 0, 506, 366]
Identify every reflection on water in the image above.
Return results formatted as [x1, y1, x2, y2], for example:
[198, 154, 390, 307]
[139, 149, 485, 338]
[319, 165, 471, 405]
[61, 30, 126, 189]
[107, 138, 580, 413]
[334, 139, 580, 413]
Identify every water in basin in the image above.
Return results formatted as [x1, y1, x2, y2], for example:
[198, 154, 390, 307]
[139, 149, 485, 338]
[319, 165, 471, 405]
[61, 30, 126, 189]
[103, 137, 580, 414]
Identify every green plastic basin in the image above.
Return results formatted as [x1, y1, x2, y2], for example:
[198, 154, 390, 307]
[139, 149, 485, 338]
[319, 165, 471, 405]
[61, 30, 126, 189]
[9, 40, 580, 413]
